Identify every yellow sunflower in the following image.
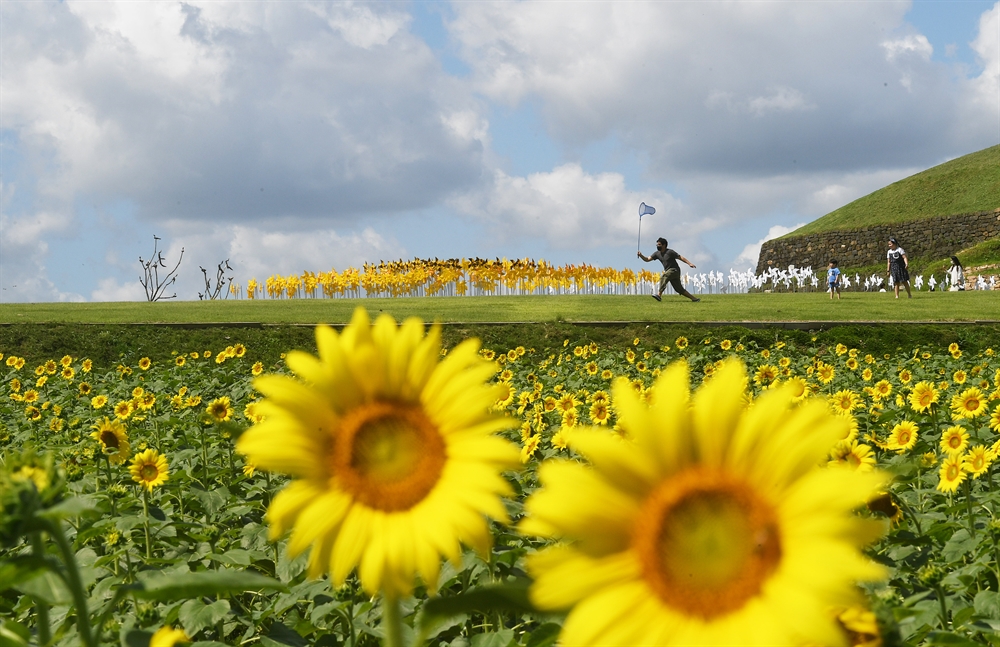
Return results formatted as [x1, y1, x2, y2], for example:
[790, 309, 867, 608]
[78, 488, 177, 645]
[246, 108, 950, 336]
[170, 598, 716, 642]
[252, 361, 264, 376]
[829, 390, 860, 415]
[589, 401, 611, 425]
[235, 308, 519, 599]
[829, 440, 877, 472]
[753, 364, 778, 386]
[939, 425, 969, 455]
[91, 394, 108, 409]
[886, 421, 919, 453]
[784, 376, 809, 402]
[206, 396, 234, 422]
[114, 400, 133, 420]
[521, 359, 886, 647]
[175, 356, 186, 367]
[937, 455, 965, 493]
[720, 339, 732, 351]
[962, 445, 992, 478]
[674, 336, 688, 349]
[138, 357, 152, 370]
[908, 381, 938, 413]
[129, 449, 170, 492]
[149, 626, 188, 647]
[951, 387, 987, 419]
[522, 434, 542, 463]
[817, 363, 836, 384]
[91, 418, 131, 465]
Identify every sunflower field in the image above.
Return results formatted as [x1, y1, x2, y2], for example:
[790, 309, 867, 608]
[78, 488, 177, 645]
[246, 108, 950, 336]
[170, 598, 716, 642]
[2, 309, 1000, 647]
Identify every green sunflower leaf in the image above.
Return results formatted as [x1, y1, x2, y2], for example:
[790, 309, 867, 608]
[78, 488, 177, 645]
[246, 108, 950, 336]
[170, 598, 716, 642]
[130, 570, 288, 601]
[419, 580, 538, 630]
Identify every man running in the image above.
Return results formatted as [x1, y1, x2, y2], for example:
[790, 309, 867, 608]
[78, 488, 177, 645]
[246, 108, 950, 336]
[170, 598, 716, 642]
[638, 237, 700, 302]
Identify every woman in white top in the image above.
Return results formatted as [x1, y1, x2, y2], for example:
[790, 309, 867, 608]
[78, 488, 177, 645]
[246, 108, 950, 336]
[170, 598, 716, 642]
[886, 238, 912, 299]
[948, 256, 965, 291]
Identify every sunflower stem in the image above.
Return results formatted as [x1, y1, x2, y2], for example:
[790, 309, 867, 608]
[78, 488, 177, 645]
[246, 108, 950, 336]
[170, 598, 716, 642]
[382, 595, 405, 647]
[200, 426, 210, 486]
[934, 584, 949, 629]
[963, 478, 976, 538]
[30, 532, 53, 647]
[103, 457, 116, 517]
[141, 488, 153, 560]
[42, 518, 97, 647]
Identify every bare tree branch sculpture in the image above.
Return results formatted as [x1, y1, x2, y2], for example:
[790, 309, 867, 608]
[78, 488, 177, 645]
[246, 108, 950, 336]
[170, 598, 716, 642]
[199, 259, 234, 300]
[139, 236, 184, 301]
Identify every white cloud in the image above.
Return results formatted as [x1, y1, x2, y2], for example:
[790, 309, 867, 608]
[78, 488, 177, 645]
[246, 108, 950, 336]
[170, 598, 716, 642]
[448, 1, 983, 174]
[451, 164, 695, 250]
[91, 277, 145, 302]
[308, 2, 410, 49]
[881, 34, 933, 62]
[970, 3, 1000, 114]
[733, 223, 807, 268]
[1, 0, 487, 224]
[707, 86, 816, 117]
[747, 87, 816, 116]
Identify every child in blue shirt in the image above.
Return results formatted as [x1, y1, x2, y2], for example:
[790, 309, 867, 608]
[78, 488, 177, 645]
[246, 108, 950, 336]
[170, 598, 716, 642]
[827, 259, 841, 300]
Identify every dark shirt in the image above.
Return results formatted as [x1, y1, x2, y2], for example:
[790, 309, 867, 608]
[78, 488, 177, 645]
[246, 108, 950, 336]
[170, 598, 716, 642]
[651, 248, 681, 272]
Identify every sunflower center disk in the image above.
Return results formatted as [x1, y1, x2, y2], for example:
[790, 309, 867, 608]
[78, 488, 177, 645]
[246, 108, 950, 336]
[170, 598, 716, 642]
[335, 402, 446, 512]
[101, 432, 120, 449]
[634, 470, 782, 619]
[140, 464, 158, 480]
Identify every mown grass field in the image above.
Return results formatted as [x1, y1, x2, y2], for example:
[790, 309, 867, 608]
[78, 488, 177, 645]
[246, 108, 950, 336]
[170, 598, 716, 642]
[2, 293, 999, 368]
[2, 291, 998, 325]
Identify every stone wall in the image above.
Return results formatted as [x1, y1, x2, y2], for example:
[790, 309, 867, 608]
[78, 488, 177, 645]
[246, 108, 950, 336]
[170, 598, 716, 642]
[756, 209, 1000, 274]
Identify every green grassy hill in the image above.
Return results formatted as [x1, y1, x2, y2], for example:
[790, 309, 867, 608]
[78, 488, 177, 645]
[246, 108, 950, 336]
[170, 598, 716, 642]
[788, 144, 1000, 237]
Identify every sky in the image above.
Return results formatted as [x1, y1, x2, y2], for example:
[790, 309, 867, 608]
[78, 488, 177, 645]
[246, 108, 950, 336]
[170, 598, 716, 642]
[1, 0, 998, 302]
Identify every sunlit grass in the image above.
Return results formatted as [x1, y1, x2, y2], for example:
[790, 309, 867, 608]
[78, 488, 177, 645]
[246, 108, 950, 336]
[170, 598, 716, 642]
[1, 291, 998, 325]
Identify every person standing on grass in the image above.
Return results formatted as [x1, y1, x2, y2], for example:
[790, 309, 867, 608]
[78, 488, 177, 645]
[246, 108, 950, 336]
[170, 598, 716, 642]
[886, 237, 912, 299]
[638, 237, 700, 302]
[948, 256, 965, 291]
[827, 259, 842, 300]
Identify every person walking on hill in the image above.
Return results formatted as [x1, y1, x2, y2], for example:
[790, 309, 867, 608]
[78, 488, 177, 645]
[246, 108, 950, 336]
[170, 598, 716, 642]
[886, 238, 912, 299]
[638, 237, 700, 302]
[948, 256, 965, 291]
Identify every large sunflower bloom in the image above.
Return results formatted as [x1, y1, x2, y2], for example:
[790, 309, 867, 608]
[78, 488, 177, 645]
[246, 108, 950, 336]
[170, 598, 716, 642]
[886, 421, 919, 453]
[951, 387, 987, 419]
[937, 455, 965, 493]
[91, 417, 131, 465]
[907, 381, 937, 412]
[521, 359, 886, 647]
[236, 308, 519, 598]
[206, 396, 234, 422]
[940, 425, 969, 456]
[129, 449, 169, 492]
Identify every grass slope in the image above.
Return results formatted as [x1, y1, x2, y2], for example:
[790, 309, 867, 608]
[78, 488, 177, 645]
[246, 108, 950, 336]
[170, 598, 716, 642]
[788, 144, 1000, 237]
